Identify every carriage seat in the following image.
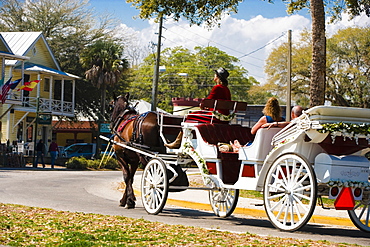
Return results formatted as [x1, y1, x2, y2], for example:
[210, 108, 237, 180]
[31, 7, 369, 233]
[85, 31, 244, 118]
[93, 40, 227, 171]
[195, 124, 253, 147]
[195, 124, 253, 185]
[238, 127, 282, 162]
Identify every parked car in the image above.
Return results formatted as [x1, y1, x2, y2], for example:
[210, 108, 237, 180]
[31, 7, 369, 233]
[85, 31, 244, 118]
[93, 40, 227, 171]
[61, 143, 97, 159]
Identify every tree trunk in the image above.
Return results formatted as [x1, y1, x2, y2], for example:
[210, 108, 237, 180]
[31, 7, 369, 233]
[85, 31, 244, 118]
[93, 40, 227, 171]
[310, 0, 326, 107]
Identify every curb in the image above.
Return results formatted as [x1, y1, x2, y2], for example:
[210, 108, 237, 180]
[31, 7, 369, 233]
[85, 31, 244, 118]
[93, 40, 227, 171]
[135, 189, 355, 228]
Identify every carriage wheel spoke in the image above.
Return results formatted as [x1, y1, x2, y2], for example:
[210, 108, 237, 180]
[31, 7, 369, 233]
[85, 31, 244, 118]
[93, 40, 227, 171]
[264, 154, 316, 231]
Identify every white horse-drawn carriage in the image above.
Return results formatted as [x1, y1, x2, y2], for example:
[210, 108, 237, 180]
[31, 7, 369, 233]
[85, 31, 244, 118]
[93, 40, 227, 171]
[102, 99, 370, 232]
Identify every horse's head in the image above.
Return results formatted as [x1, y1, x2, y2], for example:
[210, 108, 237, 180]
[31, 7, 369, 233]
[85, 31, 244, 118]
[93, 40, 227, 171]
[110, 93, 137, 131]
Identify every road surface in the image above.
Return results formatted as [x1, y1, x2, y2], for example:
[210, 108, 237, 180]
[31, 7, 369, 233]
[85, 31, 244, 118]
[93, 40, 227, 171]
[0, 168, 369, 246]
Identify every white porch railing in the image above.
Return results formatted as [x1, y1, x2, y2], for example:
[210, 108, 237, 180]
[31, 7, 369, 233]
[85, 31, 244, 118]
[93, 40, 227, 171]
[6, 93, 74, 116]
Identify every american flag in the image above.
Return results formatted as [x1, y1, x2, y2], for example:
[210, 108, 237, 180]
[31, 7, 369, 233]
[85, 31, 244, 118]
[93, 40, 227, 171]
[0, 77, 12, 104]
[0, 78, 21, 104]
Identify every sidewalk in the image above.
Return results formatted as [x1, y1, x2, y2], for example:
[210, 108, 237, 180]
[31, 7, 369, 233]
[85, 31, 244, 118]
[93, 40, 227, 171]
[132, 168, 356, 228]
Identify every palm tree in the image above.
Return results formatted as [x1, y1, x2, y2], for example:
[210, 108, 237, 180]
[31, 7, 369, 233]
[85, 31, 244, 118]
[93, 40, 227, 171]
[80, 39, 128, 155]
[81, 39, 128, 112]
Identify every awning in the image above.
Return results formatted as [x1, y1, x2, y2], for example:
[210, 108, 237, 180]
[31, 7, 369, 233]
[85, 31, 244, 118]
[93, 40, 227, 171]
[15, 62, 80, 79]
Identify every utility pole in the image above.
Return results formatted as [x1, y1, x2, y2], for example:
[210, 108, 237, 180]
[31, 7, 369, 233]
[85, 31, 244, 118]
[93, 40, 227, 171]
[151, 15, 163, 111]
[286, 30, 292, 121]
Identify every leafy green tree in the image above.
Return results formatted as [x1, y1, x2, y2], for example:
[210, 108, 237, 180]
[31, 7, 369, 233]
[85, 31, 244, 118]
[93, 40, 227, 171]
[286, 0, 369, 107]
[0, 0, 121, 119]
[265, 27, 370, 108]
[127, 0, 369, 107]
[265, 30, 312, 107]
[326, 27, 370, 108]
[125, 46, 252, 112]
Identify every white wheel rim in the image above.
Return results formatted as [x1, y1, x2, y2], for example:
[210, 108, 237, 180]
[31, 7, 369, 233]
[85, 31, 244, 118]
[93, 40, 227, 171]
[264, 154, 316, 231]
[141, 159, 167, 214]
[349, 199, 370, 232]
[209, 188, 238, 217]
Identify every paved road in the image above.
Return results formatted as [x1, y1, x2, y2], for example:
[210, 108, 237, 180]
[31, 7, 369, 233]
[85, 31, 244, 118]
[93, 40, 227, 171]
[0, 168, 369, 246]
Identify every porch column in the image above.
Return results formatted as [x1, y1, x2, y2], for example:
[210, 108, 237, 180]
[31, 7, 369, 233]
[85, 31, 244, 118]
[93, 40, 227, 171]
[49, 76, 53, 112]
[61, 78, 65, 114]
[36, 73, 41, 97]
[1, 57, 4, 81]
[72, 80, 75, 114]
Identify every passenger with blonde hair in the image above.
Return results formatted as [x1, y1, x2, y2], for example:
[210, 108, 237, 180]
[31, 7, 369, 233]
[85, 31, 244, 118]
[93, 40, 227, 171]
[251, 97, 285, 135]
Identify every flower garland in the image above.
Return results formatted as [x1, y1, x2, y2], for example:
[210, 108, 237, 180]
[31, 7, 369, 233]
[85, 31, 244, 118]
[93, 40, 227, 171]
[212, 110, 236, 121]
[182, 142, 209, 175]
[272, 137, 294, 151]
[326, 180, 370, 190]
[317, 122, 370, 144]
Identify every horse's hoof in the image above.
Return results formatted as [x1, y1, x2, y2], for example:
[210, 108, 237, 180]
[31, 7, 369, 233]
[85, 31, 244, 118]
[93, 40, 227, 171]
[126, 199, 136, 209]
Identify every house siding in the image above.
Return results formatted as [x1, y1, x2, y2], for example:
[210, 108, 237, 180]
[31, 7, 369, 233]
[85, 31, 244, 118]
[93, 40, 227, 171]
[1, 32, 77, 149]
[24, 41, 56, 69]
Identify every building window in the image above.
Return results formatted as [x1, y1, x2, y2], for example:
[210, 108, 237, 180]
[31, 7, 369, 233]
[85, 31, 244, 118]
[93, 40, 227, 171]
[44, 78, 50, 92]
[32, 47, 37, 55]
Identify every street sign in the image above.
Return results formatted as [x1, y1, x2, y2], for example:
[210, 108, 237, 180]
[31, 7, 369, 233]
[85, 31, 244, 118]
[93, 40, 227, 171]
[100, 123, 111, 133]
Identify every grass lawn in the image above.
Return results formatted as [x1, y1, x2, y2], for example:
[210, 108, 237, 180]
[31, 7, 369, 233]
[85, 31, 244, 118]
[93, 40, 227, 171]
[0, 203, 357, 246]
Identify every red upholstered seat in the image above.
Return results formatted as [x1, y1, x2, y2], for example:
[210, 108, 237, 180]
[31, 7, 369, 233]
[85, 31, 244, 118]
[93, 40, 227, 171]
[196, 124, 254, 185]
[196, 124, 253, 146]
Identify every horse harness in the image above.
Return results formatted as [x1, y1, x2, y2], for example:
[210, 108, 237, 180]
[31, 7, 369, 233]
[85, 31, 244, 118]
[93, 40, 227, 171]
[131, 111, 151, 144]
[113, 111, 154, 146]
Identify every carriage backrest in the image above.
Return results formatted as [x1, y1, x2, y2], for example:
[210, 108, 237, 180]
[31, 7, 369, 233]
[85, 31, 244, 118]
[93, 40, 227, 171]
[196, 124, 253, 146]
[239, 127, 282, 162]
[201, 99, 248, 112]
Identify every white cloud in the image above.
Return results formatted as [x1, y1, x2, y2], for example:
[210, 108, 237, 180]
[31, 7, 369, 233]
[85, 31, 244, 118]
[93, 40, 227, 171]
[121, 12, 368, 83]
[326, 12, 370, 36]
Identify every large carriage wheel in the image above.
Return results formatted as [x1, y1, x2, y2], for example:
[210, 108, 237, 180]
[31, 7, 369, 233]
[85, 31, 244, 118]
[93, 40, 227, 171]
[209, 181, 239, 218]
[263, 153, 317, 231]
[348, 197, 370, 232]
[141, 158, 168, 215]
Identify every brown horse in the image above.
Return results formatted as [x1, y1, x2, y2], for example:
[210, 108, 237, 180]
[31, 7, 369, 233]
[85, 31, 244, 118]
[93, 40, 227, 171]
[110, 93, 163, 208]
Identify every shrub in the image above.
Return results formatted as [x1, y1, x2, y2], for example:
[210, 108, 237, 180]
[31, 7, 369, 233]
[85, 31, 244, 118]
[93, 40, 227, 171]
[65, 156, 88, 170]
[101, 157, 119, 170]
[86, 159, 100, 169]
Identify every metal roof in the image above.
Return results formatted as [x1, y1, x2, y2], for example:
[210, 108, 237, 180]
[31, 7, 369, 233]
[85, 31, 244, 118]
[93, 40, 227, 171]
[0, 32, 60, 69]
[1, 32, 42, 57]
[15, 62, 80, 79]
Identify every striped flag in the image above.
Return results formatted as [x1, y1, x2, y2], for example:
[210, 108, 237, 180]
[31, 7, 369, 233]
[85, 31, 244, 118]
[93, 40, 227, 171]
[17, 80, 40, 91]
[0, 77, 12, 104]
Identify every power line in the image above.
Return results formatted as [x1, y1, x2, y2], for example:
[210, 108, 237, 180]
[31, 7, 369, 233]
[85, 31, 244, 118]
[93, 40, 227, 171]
[238, 32, 287, 59]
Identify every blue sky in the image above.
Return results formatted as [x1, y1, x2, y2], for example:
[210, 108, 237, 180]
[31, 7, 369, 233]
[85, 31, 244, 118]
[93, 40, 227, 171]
[90, 0, 311, 30]
[88, 0, 369, 83]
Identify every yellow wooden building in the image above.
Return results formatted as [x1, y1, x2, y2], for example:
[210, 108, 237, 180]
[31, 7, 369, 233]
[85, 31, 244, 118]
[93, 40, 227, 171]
[0, 32, 79, 153]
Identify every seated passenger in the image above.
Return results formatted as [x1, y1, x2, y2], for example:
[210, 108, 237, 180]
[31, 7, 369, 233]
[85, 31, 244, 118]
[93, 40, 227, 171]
[261, 105, 303, 129]
[251, 97, 285, 135]
[165, 67, 231, 149]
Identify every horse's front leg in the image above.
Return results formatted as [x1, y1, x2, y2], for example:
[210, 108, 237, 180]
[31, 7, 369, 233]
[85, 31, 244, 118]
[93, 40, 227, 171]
[124, 162, 138, 209]
[115, 152, 131, 208]
[117, 152, 139, 209]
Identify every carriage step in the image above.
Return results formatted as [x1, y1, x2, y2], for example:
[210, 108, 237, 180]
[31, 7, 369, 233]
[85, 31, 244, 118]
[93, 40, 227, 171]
[157, 154, 178, 159]
[168, 186, 214, 191]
